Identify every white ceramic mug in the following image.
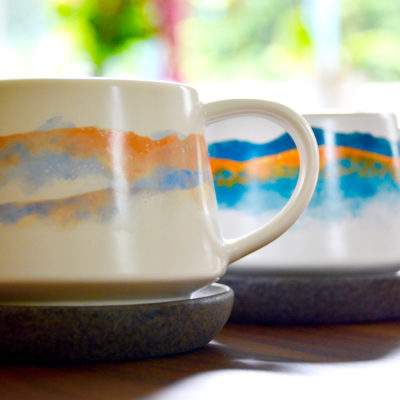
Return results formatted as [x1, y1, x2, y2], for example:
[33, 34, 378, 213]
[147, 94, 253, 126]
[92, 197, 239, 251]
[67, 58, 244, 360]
[0, 79, 318, 303]
[209, 112, 400, 272]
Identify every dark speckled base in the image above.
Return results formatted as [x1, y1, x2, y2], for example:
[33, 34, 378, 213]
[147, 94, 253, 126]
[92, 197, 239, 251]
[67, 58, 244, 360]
[0, 283, 233, 364]
[220, 270, 400, 325]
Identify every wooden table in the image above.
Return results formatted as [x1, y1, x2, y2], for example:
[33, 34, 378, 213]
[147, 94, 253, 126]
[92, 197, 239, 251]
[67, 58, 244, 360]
[0, 321, 399, 399]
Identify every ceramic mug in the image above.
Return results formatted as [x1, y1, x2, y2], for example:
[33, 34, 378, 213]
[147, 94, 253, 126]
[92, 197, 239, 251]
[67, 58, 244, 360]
[208, 112, 400, 272]
[0, 79, 318, 303]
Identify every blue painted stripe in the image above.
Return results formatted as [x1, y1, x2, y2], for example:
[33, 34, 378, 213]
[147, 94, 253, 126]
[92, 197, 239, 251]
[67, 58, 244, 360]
[208, 128, 397, 161]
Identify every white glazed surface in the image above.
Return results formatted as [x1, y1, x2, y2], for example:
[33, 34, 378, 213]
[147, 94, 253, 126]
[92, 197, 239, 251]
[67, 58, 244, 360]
[208, 113, 400, 272]
[0, 79, 227, 302]
[0, 79, 319, 302]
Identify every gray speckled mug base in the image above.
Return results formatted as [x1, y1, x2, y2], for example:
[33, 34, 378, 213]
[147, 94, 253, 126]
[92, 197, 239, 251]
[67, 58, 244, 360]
[0, 283, 233, 364]
[220, 270, 400, 325]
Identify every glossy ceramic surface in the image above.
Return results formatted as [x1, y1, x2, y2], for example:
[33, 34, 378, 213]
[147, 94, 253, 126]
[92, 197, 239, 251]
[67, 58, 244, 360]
[208, 112, 400, 272]
[0, 79, 318, 302]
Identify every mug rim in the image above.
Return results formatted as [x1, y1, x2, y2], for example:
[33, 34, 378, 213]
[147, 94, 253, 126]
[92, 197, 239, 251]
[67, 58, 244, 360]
[0, 77, 197, 95]
[304, 111, 397, 118]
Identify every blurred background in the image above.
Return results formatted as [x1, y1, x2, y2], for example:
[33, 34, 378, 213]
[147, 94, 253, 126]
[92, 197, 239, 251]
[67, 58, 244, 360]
[1, 0, 400, 115]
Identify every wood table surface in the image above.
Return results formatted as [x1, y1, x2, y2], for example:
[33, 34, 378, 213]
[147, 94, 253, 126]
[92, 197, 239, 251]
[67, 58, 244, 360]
[0, 320, 399, 400]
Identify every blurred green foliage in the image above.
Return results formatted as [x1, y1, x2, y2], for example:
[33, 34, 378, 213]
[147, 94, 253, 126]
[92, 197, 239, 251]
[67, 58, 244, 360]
[52, 0, 400, 81]
[180, 0, 313, 81]
[180, 0, 400, 82]
[342, 0, 400, 80]
[55, 0, 157, 75]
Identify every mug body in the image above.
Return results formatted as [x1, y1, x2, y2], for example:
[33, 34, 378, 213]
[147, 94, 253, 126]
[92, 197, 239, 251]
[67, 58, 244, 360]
[208, 112, 400, 272]
[0, 79, 225, 302]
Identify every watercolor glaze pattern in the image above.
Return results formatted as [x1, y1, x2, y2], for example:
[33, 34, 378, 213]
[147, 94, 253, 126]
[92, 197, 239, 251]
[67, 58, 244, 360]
[209, 128, 400, 219]
[0, 120, 223, 281]
[208, 120, 400, 268]
[0, 125, 213, 226]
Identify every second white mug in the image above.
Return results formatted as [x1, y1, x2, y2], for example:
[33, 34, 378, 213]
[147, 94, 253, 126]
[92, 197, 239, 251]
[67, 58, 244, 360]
[208, 112, 400, 272]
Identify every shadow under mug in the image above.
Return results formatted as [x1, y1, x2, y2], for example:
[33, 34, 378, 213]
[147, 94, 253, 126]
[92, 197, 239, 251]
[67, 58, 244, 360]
[208, 112, 400, 272]
[0, 79, 318, 303]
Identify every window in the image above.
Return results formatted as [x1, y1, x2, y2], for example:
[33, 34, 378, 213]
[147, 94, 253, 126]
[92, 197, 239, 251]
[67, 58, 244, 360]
[1, 0, 400, 115]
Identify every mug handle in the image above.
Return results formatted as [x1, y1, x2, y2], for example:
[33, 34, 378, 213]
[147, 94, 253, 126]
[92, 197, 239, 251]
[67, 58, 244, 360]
[204, 99, 319, 264]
